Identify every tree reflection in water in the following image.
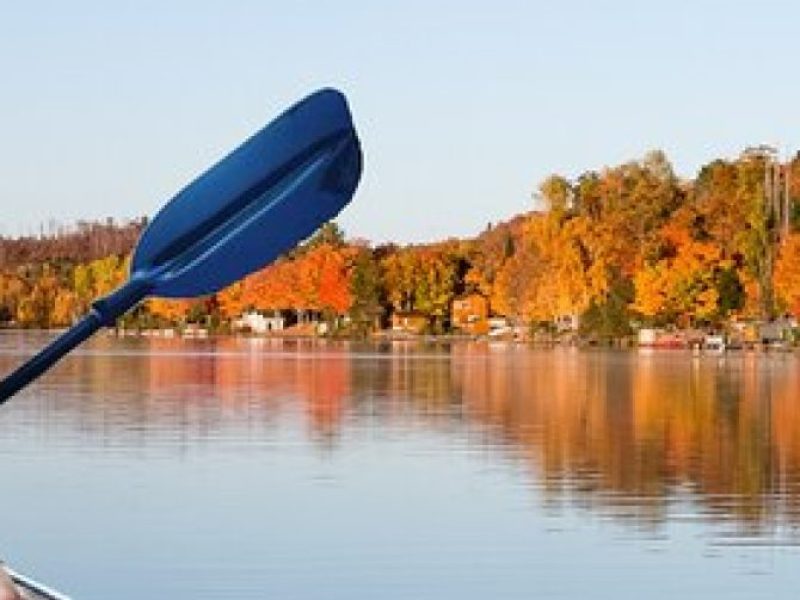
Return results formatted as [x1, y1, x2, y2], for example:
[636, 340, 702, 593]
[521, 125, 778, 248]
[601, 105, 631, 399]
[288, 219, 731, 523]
[7, 336, 800, 538]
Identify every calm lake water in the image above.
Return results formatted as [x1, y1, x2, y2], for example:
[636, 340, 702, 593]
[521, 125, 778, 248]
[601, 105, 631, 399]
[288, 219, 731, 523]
[1, 333, 800, 599]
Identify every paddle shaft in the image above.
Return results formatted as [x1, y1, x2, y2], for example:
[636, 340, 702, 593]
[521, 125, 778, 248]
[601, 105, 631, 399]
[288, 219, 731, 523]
[0, 279, 151, 403]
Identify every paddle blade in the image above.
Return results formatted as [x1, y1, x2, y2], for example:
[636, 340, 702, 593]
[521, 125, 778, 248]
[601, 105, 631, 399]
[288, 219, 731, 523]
[132, 88, 362, 298]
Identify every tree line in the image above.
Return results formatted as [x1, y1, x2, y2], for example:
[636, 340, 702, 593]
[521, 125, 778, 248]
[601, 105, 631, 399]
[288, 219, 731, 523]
[2, 147, 800, 335]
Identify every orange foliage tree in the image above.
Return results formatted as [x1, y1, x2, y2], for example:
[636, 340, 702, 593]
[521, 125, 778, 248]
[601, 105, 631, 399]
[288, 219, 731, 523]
[146, 298, 196, 324]
[216, 242, 357, 322]
[633, 217, 734, 324]
[775, 233, 800, 316]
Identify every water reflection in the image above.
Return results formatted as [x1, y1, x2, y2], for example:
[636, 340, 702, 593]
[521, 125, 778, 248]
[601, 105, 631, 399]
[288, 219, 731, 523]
[453, 346, 800, 538]
[2, 336, 800, 540]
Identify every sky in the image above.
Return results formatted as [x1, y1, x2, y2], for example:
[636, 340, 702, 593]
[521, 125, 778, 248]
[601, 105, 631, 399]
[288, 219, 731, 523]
[1, 1, 800, 243]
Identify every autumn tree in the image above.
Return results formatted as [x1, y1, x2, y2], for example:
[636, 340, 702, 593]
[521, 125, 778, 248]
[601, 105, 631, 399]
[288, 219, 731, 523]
[146, 298, 196, 325]
[51, 288, 80, 326]
[306, 221, 346, 249]
[348, 247, 384, 334]
[217, 280, 246, 320]
[380, 245, 460, 332]
[633, 216, 742, 326]
[0, 272, 28, 324]
[775, 233, 800, 315]
[16, 265, 61, 327]
[579, 270, 634, 339]
[464, 216, 525, 304]
[538, 174, 572, 213]
[691, 154, 772, 317]
[73, 255, 129, 313]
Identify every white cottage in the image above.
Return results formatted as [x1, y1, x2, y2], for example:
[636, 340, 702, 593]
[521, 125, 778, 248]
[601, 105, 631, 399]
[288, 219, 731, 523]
[234, 310, 285, 334]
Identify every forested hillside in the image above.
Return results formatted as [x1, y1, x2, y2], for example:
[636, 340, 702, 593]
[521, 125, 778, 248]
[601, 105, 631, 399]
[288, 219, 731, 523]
[1, 147, 799, 335]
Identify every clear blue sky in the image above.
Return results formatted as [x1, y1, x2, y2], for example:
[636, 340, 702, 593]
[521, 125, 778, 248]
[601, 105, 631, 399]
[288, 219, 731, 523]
[1, 1, 799, 243]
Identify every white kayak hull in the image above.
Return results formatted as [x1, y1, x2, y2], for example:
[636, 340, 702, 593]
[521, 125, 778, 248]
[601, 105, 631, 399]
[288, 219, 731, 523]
[5, 567, 71, 600]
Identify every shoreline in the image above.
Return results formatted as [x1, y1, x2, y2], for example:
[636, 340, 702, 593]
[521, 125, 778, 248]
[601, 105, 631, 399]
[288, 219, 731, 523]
[0, 326, 796, 353]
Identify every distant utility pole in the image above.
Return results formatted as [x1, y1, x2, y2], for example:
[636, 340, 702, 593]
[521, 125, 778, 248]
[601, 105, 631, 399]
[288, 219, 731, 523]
[756, 145, 791, 319]
[764, 154, 791, 242]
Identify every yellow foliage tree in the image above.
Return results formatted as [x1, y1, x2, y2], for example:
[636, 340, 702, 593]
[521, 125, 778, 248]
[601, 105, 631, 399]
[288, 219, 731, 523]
[492, 213, 604, 322]
[51, 289, 80, 326]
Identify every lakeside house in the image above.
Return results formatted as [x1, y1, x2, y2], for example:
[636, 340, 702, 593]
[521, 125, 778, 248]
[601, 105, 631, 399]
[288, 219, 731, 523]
[638, 328, 705, 348]
[488, 316, 512, 337]
[234, 310, 286, 334]
[638, 317, 800, 350]
[758, 317, 797, 344]
[181, 323, 209, 338]
[554, 314, 580, 332]
[391, 311, 428, 334]
[233, 308, 335, 336]
[451, 293, 489, 335]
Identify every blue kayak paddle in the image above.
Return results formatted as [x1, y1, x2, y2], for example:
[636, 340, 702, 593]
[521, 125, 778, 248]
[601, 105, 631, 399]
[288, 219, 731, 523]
[0, 88, 362, 403]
